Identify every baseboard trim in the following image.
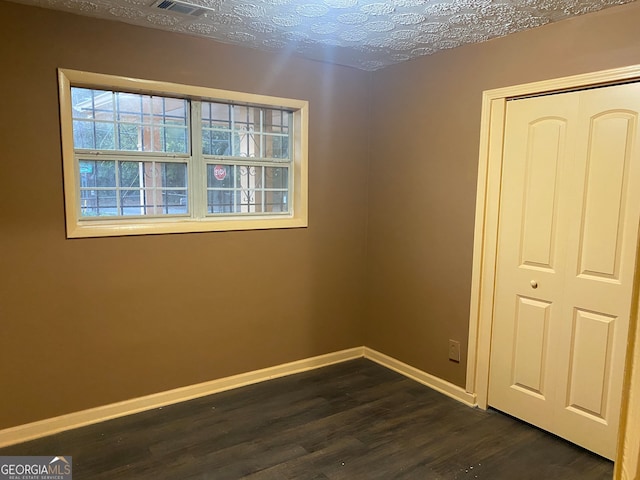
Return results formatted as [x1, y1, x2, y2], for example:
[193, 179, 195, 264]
[0, 346, 477, 448]
[363, 347, 477, 407]
[0, 347, 364, 449]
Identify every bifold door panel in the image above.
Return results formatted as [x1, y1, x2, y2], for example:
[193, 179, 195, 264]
[488, 83, 640, 460]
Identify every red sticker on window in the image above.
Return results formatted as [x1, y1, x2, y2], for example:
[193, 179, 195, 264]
[214, 165, 226, 181]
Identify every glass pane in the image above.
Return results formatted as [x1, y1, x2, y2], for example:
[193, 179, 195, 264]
[239, 189, 258, 213]
[119, 162, 140, 187]
[118, 123, 139, 150]
[94, 122, 115, 150]
[92, 92, 115, 122]
[120, 190, 145, 216]
[165, 126, 188, 153]
[91, 190, 117, 217]
[71, 87, 188, 153]
[201, 102, 291, 160]
[207, 189, 235, 214]
[95, 161, 116, 187]
[73, 121, 96, 149]
[164, 98, 187, 124]
[265, 191, 288, 213]
[237, 165, 260, 189]
[116, 92, 142, 121]
[72, 89, 114, 121]
[163, 190, 188, 214]
[79, 160, 97, 187]
[79, 192, 97, 217]
[265, 167, 288, 189]
[264, 108, 289, 131]
[80, 160, 188, 218]
[147, 127, 164, 152]
[71, 88, 96, 119]
[207, 164, 234, 188]
[204, 102, 231, 123]
[149, 96, 164, 119]
[202, 129, 212, 155]
[264, 134, 289, 159]
[161, 163, 187, 188]
[143, 189, 165, 215]
[212, 131, 232, 156]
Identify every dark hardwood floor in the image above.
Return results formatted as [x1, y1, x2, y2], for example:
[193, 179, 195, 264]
[0, 359, 613, 479]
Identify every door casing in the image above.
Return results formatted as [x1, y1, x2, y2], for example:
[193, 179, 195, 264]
[466, 64, 640, 479]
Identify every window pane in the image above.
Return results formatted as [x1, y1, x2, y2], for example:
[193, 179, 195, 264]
[163, 190, 188, 214]
[119, 162, 141, 187]
[96, 190, 117, 215]
[71, 88, 97, 119]
[264, 134, 289, 159]
[165, 126, 188, 153]
[207, 164, 235, 188]
[207, 189, 235, 214]
[265, 191, 288, 213]
[265, 167, 288, 189]
[202, 129, 212, 155]
[201, 101, 292, 161]
[94, 122, 115, 150]
[210, 131, 232, 156]
[120, 190, 146, 216]
[118, 123, 139, 150]
[162, 163, 188, 188]
[164, 98, 187, 125]
[71, 87, 188, 153]
[79, 160, 97, 187]
[238, 189, 258, 212]
[79, 189, 117, 217]
[116, 92, 143, 121]
[73, 121, 96, 149]
[234, 106, 260, 157]
[79, 160, 188, 218]
[202, 101, 233, 156]
[205, 164, 289, 215]
[202, 102, 230, 127]
[95, 161, 116, 187]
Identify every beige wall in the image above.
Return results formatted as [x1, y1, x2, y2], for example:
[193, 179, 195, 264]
[366, 1, 640, 387]
[0, 1, 370, 429]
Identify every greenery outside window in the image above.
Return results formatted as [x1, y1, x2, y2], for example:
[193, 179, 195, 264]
[58, 69, 308, 238]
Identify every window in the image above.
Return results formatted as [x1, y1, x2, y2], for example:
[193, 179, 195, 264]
[58, 69, 308, 238]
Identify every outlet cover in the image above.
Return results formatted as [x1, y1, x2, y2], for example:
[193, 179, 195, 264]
[449, 339, 461, 362]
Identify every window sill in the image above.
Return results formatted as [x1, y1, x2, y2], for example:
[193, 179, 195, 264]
[67, 215, 308, 238]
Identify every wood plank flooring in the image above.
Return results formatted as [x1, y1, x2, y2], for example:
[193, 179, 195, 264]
[0, 359, 613, 479]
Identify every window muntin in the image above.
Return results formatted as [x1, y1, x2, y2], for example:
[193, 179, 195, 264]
[71, 88, 189, 154]
[201, 101, 292, 216]
[206, 164, 289, 214]
[59, 69, 308, 238]
[78, 159, 189, 217]
[71, 91, 295, 219]
[201, 102, 290, 160]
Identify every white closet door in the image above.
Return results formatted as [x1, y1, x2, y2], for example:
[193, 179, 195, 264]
[489, 82, 640, 460]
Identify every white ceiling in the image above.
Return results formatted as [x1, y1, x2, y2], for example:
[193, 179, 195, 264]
[12, 0, 635, 70]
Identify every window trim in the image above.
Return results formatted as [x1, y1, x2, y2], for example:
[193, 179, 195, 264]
[58, 68, 308, 238]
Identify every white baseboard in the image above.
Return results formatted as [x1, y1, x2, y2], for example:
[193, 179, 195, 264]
[364, 347, 477, 407]
[0, 347, 364, 449]
[0, 345, 477, 448]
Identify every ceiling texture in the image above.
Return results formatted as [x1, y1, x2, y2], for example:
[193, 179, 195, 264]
[10, 0, 635, 70]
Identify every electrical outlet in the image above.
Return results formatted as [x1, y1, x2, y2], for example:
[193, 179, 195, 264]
[449, 339, 461, 362]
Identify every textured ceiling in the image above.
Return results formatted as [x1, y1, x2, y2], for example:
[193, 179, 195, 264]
[10, 0, 635, 70]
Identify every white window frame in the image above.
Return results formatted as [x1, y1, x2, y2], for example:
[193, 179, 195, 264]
[58, 69, 308, 238]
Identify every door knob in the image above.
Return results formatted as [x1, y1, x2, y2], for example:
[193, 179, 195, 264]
[530, 280, 538, 289]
